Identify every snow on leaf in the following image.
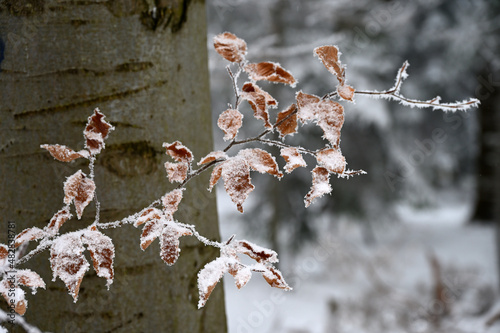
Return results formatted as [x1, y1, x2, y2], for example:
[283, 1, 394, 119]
[63, 170, 95, 219]
[227, 262, 252, 289]
[140, 219, 164, 251]
[82, 227, 115, 288]
[238, 148, 283, 179]
[50, 232, 90, 302]
[296, 91, 344, 148]
[276, 104, 298, 138]
[213, 32, 247, 63]
[208, 163, 223, 191]
[40, 144, 89, 162]
[304, 167, 332, 208]
[83, 108, 114, 155]
[245, 62, 297, 87]
[134, 208, 163, 227]
[197, 257, 230, 309]
[257, 264, 291, 290]
[163, 141, 193, 163]
[0, 280, 27, 315]
[316, 148, 346, 174]
[14, 228, 47, 248]
[337, 84, 355, 102]
[162, 189, 184, 220]
[17, 269, 46, 292]
[164, 161, 188, 183]
[221, 157, 255, 213]
[235, 240, 278, 263]
[159, 222, 192, 266]
[218, 109, 244, 141]
[313, 45, 345, 85]
[280, 147, 307, 173]
[198, 151, 228, 166]
[46, 208, 72, 235]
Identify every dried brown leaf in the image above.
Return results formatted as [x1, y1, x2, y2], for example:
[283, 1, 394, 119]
[276, 104, 298, 138]
[242, 82, 278, 107]
[213, 32, 247, 63]
[238, 148, 283, 179]
[296, 91, 321, 122]
[165, 161, 188, 183]
[40, 144, 89, 162]
[0, 281, 27, 315]
[162, 189, 184, 219]
[159, 223, 192, 266]
[84, 108, 114, 155]
[197, 257, 229, 308]
[135, 208, 162, 227]
[304, 167, 332, 208]
[218, 109, 244, 141]
[82, 227, 115, 287]
[236, 240, 278, 263]
[198, 151, 228, 166]
[140, 219, 163, 251]
[221, 158, 255, 213]
[63, 170, 95, 219]
[314, 45, 345, 84]
[50, 233, 90, 302]
[17, 269, 46, 291]
[209, 163, 223, 191]
[260, 265, 291, 290]
[337, 84, 355, 101]
[163, 141, 193, 163]
[228, 264, 252, 289]
[245, 62, 297, 86]
[0, 244, 7, 264]
[316, 149, 346, 174]
[241, 90, 271, 128]
[280, 147, 307, 173]
[47, 208, 72, 235]
[14, 227, 47, 248]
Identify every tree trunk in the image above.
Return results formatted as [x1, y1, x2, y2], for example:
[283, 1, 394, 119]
[0, 0, 227, 332]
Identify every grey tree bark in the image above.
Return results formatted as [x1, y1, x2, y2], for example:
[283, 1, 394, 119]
[0, 0, 227, 332]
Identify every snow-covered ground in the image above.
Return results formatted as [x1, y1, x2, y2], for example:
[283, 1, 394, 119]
[219, 195, 499, 333]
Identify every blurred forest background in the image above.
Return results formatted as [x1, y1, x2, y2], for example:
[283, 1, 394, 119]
[206, 1, 500, 332]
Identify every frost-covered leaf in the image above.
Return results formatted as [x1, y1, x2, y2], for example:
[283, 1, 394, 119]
[241, 83, 277, 129]
[0, 281, 26, 315]
[14, 228, 47, 248]
[218, 109, 243, 141]
[235, 240, 278, 263]
[50, 232, 90, 302]
[84, 108, 114, 155]
[280, 147, 307, 173]
[337, 84, 355, 102]
[314, 45, 345, 84]
[140, 219, 164, 251]
[198, 151, 228, 166]
[159, 222, 192, 266]
[46, 208, 72, 235]
[276, 104, 298, 138]
[304, 167, 332, 208]
[162, 189, 184, 219]
[63, 170, 95, 219]
[296, 92, 344, 148]
[0, 245, 7, 267]
[163, 141, 193, 163]
[316, 148, 346, 174]
[40, 144, 89, 162]
[209, 163, 223, 191]
[229, 265, 252, 289]
[164, 162, 188, 183]
[245, 62, 297, 87]
[17, 269, 46, 291]
[238, 148, 283, 179]
[134, 208, 163, 227]
[257, 264, 291, 290]
[213, 32, 247, 63]
[221, 158, 254, 213]
[197, 257, 230, 308]
[82, 227, 115, 288]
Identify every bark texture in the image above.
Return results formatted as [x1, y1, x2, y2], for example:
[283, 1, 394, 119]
[0, 0, 227, 332]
